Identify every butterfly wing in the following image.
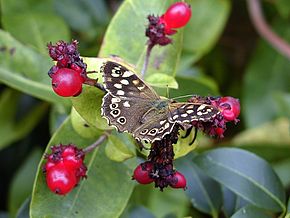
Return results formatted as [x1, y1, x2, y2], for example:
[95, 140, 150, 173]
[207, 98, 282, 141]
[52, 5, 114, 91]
[169, 103, 220, 124]
[101, 61, 159, 100]
[101, 60, 163, 136]
[132, 103, 220, 142]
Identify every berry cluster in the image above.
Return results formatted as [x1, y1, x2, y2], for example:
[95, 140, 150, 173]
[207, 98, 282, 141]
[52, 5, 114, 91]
[133, 162, 186, 189]
[47, 40, 87, 97]
[133, 125, 187, 190]
[43, 144, 87, 195]
[146, 2, 191, 47]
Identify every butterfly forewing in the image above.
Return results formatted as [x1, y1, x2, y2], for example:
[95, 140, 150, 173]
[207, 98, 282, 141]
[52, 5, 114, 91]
[101, 61, 159, 100]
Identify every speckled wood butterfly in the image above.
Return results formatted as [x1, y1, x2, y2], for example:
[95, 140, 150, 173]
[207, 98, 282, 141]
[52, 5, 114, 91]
[101, 60, 220, 143]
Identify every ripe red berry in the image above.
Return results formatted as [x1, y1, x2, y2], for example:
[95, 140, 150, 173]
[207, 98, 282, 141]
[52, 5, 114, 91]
[62, 145, 83, 169]
[170, 171, 187, 189]
[163, 2, 191, 29]
[51, 68, 83, 97]
[215, 127, 225, 138]
[133, 162, 154, 184]
[46, 163, 77, 195]
[219, 97, 240, 121]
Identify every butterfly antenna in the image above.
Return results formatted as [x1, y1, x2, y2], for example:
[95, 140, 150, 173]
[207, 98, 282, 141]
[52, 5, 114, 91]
[172, 94, 194, 100]
[166, 85, 170, 98]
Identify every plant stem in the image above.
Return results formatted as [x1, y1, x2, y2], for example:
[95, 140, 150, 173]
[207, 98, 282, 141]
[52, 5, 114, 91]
[141, 43, 154, 78]
[247, 0, 290, 60]
[83, 77, 106, 93]
[82, 132, 110, 153]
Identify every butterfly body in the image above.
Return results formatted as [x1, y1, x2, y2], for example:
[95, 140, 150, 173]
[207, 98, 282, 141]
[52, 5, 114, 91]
[101, 60, 220, 143]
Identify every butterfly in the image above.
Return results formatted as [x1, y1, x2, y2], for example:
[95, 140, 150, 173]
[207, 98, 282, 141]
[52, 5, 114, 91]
[100, 60, 220, 143]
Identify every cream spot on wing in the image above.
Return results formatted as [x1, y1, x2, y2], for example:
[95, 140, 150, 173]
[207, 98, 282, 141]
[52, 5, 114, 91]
[111, 97, 121, 103]
[123, 101, 130, 107]
[197, 105, 206, 111]
[120, 79, 129, 85]
[173, 115, 179, 120]
[132, 80, 139, 85]
[116, 90, 125, 96]
[122, 71, 134, 77]
[114, 83, 122, 89]
[186, 110, 194, 114]
[137, 85, 145, 90]
[159, 120, 166, 125]
[181, 113, 188, 117]
[111, 73, 120, 78]
[164, 123, 170, 129]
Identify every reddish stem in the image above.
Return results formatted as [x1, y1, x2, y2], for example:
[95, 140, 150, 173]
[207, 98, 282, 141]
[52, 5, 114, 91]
[82, 132, 110, 154]
[247, 0, 290, 59]
[141, 42, 154, 78]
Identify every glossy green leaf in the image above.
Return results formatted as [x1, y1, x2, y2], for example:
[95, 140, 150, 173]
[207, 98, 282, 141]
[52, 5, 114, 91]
[194, 148, 286, 212]
[8, 149, 42, 217]
[274, 158, 290, 188]
[0, 30, 70, 105]
[16, 198, 30, 218]
[105, 133, 136, 162]
[275, 0, 290, 18]
[232, 118, 290, 146]
[222, 186, 249, 218]
[99, 0, 183, 78]
[146, 73, 178, 89]
[72, 86, 110, 130]
[231, 205, 274, 218]
[183, 0, 230, 62]
[0, 89, 49, 150]
[175, 154, 222, 217]
[287, 197, 290, 217]
[243, 19, 290, 128]
[1, 0, 69, 53]
[30, 117, 136, 217]
[71, 107, 101, 139]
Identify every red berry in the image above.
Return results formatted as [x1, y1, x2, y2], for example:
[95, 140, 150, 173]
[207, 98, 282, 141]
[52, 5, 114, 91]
[51, 68, 83, 97]
[133, 162, 154, 184]
[170, 171, 187, 189]
[163, 2, 191, 29]
[46, 163, 77, 195]
[215, 127, 225, 138]
[219, 97, 240, 121]
[62, 146, 83, 169]
[44, 161, 56, 172]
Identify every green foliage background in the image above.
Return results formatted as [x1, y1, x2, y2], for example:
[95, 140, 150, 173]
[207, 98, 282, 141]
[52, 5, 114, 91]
[0, 0, 289, 217]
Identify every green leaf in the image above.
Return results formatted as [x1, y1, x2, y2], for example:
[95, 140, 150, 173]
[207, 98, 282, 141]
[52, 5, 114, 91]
[0, 88, 49, 150]
[273, 158, 290, 188]
[173, 129, 198, 159]
[72, 86, 110, 130]
[193, 148, 286, 213]
[105, 133, 136, 162]
[30, 117, 136, 217]
[146, 73, 178, 89]
[287, 197, 290, 217]
[183, 0, 230, 62]
[16, 198, 30, 218]
[243, 19, 290, 128]
[1, 0, 70, 53]
[99, 0, 183, 77]
[231, 205, 275, 218]
[176, 154, 222, 217]
[128, 184, 189, 217]
[0, 30, 70, 105]
[232, 118, 290, 146]
[275, 0, 290, 19]
[8, 149, 42, 217]
[71, 107, 101, 139]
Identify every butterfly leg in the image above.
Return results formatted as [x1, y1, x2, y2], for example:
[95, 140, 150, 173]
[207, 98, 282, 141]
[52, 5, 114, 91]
[189, 127, 198, 146]
[182, 126, 193, 138]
